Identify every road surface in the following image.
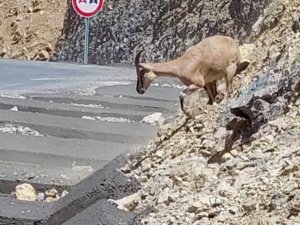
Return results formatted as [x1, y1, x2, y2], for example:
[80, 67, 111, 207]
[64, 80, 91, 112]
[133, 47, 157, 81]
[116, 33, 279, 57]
[0, 59, 182, 191]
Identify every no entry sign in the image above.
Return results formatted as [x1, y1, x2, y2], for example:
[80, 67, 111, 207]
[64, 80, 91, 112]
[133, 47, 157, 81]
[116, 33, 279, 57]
[72, 0, 104, 18]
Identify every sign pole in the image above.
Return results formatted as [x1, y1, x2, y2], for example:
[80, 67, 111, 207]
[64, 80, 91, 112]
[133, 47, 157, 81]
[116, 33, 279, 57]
[84, 17, 89, 64]
[72, 0, 104, 64]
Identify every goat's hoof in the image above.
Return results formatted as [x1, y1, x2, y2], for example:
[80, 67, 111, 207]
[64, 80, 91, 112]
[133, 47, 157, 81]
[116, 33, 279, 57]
[179, 94, 185, 101]
[179, 100, 184, 112]
[207, 100, 213, 105]
[179, 93, 186, 109]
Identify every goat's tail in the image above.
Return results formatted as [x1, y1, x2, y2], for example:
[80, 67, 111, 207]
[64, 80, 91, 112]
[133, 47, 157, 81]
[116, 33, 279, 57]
[236, 59, 251, 74]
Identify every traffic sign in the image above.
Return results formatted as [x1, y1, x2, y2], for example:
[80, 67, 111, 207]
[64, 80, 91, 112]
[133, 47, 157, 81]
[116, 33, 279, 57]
[72, 0, 104, 64]
[72, 0, 104, 18]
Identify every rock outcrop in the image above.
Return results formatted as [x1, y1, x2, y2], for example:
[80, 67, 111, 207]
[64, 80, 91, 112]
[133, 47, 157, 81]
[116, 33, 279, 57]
[53, 0, 271, 65]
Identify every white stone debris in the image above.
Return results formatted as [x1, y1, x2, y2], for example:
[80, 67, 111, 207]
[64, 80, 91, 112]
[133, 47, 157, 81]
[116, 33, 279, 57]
[141, 113, 165, 127]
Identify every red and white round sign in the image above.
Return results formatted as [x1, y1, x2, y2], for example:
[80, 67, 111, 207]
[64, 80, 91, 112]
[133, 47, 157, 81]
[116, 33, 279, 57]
[72, 0, 104, 18]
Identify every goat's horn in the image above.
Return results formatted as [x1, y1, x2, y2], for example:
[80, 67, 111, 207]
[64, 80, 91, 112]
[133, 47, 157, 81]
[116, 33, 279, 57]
[133, 44, 145, 67]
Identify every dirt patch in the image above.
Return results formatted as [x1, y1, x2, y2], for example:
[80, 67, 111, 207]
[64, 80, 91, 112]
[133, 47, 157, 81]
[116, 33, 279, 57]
[0, 0, 67, 60]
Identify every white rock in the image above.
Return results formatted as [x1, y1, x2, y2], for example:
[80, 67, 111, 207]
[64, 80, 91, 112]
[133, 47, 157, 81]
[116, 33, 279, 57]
[111, 192, 140, 212]
[0, 94, 26, 99]
[60, 190, 69, 198]
[72, 164, 94, 173]
[221, 152, 234, 162]
[141, 113, 165, 126]
[14, 183, 37, 201]
[37, 192, 45, 202]
[45, 197, 57, 202]
[45, 188, 58, 198]
[156, 187, 173, 206]
[195, 211, 209, 220]
[214, 127, 227, 139]
[81, 115, 96, 120]
[10, 106, 18, 111]
[96, 116, 132, 123]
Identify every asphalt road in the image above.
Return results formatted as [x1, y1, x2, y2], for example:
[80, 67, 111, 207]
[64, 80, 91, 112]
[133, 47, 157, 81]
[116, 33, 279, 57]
[0, 59, 181, 189]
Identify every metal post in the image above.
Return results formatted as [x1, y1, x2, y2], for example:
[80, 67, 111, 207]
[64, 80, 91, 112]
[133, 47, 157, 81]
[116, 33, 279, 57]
[84, 18, 89, 64]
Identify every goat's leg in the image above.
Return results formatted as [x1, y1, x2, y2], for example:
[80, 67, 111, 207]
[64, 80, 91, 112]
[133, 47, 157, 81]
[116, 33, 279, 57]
[180, 76, 205, 112]
[211, 80, 218, 99]
[204, 84, 213, 105]
[222, 64, 237, 103]
[182, 84, 200, 95]
[204, 81, 217, 105]
[179, 84, 200, 112]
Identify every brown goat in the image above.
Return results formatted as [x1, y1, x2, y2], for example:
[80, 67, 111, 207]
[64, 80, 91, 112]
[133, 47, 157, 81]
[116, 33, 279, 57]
[134, 35, 250, 112]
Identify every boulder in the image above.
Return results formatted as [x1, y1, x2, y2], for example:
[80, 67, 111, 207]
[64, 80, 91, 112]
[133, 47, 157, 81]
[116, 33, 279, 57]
[14, 183, 37, 201]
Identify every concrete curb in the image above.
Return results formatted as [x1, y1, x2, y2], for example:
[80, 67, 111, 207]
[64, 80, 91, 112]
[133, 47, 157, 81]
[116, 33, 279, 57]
[0, 152, 141, 225]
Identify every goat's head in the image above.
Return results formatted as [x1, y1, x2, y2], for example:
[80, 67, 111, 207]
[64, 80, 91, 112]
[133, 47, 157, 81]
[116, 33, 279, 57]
[134, 48, 157, 95]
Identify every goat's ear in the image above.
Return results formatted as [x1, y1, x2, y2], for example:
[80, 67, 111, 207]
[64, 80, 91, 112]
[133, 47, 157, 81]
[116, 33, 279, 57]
[136, 64, 148, 78]
[139, 63, 152, 71]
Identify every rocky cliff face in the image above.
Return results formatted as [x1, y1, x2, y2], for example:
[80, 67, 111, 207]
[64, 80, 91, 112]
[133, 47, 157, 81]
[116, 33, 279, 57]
[53, 0, 270, 65]
[114, 0, 300, 224]
[53, 0, 300, 224]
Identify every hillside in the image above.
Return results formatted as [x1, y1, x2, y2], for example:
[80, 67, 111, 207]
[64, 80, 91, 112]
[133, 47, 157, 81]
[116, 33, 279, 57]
[0, 0, 67, 60]
[116, 0, 300, 224]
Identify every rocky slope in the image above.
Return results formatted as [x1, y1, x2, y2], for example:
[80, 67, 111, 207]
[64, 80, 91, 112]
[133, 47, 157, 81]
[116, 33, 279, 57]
[0, 0, 67, 60]
[54, 0, 271, 64]
[115, 0, 300, 224]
